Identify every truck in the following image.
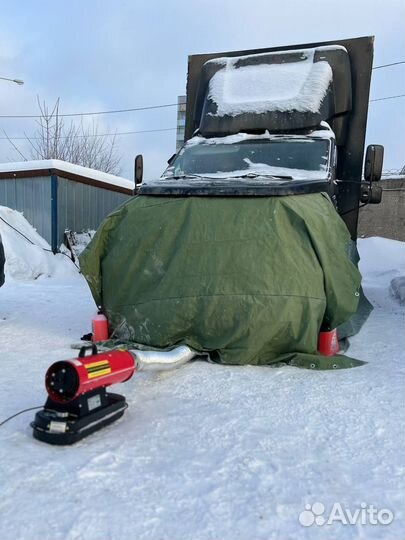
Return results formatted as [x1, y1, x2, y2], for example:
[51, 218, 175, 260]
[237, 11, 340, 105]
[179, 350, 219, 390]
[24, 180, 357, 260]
[79, 36, 384, 369]
[137, 36, 383, 240]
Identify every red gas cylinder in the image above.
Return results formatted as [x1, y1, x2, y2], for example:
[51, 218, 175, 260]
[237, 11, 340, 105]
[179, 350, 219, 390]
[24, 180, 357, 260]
[318, 328, 339, 356]
[92, 312, 109, 342]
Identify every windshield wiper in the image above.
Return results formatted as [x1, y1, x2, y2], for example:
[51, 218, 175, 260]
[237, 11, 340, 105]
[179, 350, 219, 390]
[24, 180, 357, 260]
[162, 172, 294, 180]
[164, 174, 206, 179]
[234, 172, 293, 180]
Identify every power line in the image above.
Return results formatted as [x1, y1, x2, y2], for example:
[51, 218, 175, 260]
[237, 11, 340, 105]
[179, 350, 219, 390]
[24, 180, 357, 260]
[0, 58, 402, 120]
[0, 127, 177, 141]
[0, 93, 404, 142]
[0, 72, 404, 120]
[370, 94, 405, 102]
[0, 92, 403, 123]
[0, 102, 177, 119]
[373, 60, 405, 70]
[1, 89, 404, 142]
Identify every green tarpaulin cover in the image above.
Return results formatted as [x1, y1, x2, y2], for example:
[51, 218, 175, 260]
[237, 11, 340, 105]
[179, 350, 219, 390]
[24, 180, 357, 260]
[80, 193, 368, 369]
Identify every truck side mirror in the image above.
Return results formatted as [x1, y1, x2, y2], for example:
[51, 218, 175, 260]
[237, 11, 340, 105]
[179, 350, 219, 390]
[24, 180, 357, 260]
[364, 145, 384, 182]
[134, 154, 143, 187]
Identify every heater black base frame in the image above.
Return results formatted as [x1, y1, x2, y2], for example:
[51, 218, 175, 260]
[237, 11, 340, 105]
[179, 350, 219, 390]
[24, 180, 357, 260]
[31, 390, 128, 445]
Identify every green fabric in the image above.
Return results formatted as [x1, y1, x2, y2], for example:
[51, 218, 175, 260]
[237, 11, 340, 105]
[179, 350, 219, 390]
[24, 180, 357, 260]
[80, 193, 364, 369]
[337, 241, 373, 340]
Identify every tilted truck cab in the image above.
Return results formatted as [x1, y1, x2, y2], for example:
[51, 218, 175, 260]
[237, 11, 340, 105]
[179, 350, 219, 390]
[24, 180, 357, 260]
[138, 36, 383, 240]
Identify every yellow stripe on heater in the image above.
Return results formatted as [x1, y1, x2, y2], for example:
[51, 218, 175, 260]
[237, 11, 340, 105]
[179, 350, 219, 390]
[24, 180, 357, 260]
[87, 367, 112, 379]
[85, 360, 110, 369]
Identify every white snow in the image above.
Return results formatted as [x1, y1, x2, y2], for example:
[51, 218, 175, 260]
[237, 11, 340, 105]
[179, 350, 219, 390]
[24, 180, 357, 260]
[0, 205, 79, 280]
[185, 124, 334, 148]
[168, 167, 326, 181]
[0, 159, 134, 191]
[66, 230, 96, 260]
[186, 131, 274, 146]
[207, 48, 333, 116]
[309, 121, 336, 139]
[0, 233, 404, 540]
[243, 159, 328, 179]
[160, 130, 332, 181]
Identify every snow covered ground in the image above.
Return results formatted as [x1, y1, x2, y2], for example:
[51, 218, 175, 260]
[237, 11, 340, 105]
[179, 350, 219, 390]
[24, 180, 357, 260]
[0, 209, 404, 540]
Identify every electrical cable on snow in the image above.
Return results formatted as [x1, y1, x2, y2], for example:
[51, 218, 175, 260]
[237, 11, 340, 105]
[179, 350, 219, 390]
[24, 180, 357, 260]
[0, 215, 36, 245]
[0, 215, 80, 270]
[0, 406, 43, 428]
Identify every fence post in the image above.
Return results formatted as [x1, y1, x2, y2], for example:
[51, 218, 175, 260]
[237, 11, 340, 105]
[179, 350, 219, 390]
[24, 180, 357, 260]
[51, 174, 58, 254]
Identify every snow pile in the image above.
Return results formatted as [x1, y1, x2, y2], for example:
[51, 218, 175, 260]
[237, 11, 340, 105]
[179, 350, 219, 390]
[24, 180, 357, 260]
[244, 159, 327, 179]
[390, 276, 405, 304]
[184, 124, 334, 147]
[0, 206, 79, 280]
[357, 236, 404, 290]
[185, 131, 274, 147]
[208, 49, 333, 116]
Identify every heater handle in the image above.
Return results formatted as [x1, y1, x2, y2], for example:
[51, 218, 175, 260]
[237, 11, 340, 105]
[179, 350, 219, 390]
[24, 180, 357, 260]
[78, 344, 98, 358]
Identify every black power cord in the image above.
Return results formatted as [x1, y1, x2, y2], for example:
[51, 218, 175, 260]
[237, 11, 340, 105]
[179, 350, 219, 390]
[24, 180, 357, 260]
[0, 215, 36, 245]
[0, 406, 43, 428]
[0, 220, 82, 429]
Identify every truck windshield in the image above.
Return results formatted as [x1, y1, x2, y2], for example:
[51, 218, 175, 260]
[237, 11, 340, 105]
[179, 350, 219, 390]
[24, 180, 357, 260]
[163, 139, 330, 180]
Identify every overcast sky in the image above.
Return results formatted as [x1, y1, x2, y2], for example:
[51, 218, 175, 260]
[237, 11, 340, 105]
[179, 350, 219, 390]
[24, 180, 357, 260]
[0, 0, 404, 180]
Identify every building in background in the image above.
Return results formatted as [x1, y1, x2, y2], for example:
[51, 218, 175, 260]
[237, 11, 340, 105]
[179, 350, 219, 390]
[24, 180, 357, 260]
[176, 95, 186, 151]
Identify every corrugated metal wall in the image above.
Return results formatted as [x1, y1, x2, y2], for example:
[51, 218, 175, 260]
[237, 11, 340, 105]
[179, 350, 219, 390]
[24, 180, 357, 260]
[0, 175, 130, 247]
[56, 177, 129, 244]
[0, 177, 52, 242]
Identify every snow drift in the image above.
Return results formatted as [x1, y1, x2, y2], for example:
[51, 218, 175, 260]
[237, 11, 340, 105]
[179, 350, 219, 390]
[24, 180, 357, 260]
[207, 50, 333, 116]
[0, 205, 78, 280]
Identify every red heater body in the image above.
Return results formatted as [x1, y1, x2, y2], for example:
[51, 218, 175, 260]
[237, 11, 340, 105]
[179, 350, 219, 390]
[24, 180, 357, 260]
[32, 345, 136, 445]
[46, 347, 136, 403]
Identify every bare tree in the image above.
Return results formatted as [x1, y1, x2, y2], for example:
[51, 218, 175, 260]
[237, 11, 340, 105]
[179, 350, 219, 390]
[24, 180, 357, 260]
[5, 97, 121, 175]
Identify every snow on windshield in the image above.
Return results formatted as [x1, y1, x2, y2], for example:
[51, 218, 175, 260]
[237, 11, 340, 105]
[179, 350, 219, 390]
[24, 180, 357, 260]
[207, 49, 333, 116]
[162, 135, 330, 181]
